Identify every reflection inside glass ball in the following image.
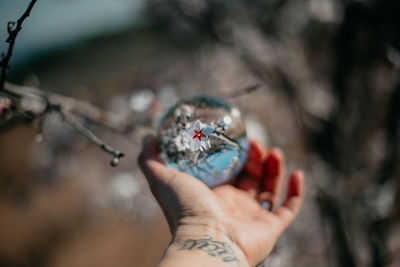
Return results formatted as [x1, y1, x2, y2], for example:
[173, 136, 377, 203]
[158, 95, 248, 187]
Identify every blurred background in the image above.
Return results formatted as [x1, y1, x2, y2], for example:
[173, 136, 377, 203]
[1, 0, 400, 266]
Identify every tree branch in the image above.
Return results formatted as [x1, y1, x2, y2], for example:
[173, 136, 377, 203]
[59, 110, 125, 167]
[4, 83, 133, 132]
[0, 0, 38, 89]
[0, 1, 132, 166]
[1, 82, 131, 167]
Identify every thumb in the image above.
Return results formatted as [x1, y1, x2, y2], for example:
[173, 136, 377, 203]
[138, 136, 184, 231]
[138, 136, 217, 232]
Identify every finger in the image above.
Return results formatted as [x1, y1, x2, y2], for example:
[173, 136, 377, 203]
[234, 139, 267, 194]
[275, 170, 305, 232]
[258, 148, 284, 209]
[243, 139, 268, 179]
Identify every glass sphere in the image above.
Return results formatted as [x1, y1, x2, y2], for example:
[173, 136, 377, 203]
[158, 95, 248, 187]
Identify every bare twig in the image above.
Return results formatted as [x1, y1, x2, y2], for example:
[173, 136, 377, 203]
[60, 110, 125, 167]
[221, 84, 261, 99]
[214, 132, 245, 151]
[0, 0, 38, 89]
[5, 83, 132, 132]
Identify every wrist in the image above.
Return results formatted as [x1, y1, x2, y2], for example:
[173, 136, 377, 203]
[159, 221, 249, 267]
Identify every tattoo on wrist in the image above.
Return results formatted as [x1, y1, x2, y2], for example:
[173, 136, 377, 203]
[177, 236, 239, 265]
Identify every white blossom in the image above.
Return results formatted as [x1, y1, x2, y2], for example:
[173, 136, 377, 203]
[174, 120, 215, 152]
[188, 120, 215, 151]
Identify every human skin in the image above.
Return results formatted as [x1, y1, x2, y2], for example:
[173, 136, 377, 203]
[138, 138, 305, 267]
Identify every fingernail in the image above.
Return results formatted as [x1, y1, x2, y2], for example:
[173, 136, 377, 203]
[261, 201, 272, 211]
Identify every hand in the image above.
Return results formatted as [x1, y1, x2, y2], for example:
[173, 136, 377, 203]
[138, 138, 305, 266]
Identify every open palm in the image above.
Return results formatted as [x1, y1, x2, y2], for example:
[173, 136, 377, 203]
[139, 139, 304, 266]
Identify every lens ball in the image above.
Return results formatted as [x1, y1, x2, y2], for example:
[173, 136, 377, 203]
[158, 95, 248, 187]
